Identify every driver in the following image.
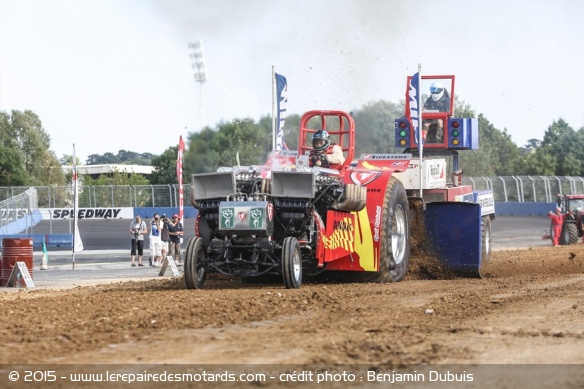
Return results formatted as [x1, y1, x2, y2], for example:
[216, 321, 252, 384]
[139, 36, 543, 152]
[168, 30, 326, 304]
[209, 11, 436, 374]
[423, 81, 450, 112]
[309, 129, 345, 170]
[422, 81, 451, 143]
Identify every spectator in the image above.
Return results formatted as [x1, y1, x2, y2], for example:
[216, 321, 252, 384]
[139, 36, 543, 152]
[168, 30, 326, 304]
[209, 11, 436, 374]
[160, 214, 170, 264]
[129, 215, 147, 267]
[308, 129, 345, 170]
[149, 213, 163, 267]
[168, 214, 184, 265]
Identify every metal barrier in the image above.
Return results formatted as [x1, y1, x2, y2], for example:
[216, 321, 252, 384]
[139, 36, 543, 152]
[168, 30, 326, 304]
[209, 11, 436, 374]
[0, 188, 38, 234]
[0, 234, 73, 248]
[1, 176, 583, 209]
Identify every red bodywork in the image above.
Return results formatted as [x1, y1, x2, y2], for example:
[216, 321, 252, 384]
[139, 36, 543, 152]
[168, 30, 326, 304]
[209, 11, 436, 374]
[262, 110, 410, 272]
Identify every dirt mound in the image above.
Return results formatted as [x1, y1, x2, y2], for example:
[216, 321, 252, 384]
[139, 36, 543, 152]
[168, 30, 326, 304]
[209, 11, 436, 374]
[1, 244, 583, 371]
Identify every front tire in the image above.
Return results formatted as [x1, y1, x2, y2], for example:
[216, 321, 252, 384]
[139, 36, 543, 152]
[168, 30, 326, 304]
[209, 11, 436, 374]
[282, 237, 302, 289]
[184, 237, 206, 289]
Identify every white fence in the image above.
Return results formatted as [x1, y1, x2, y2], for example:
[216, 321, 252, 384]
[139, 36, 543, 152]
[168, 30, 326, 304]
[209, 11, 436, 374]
[0, 187, 38, 233]
[461, 176, 584, 202]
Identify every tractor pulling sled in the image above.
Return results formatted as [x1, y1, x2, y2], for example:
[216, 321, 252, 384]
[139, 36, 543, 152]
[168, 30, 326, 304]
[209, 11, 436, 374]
[184, 74, 495, 289]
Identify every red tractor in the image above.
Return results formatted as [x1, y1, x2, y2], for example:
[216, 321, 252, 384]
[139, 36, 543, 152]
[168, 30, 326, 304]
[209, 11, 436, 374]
[184, 74, 494, 289]
[554, 194, 584, 245]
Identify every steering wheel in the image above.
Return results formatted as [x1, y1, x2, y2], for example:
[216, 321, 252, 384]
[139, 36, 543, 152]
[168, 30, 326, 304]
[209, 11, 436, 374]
[310, 153, 329, 168]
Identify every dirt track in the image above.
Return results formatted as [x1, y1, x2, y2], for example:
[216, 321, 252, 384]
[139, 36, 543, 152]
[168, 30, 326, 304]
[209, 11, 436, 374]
[1, 244, 583, 387]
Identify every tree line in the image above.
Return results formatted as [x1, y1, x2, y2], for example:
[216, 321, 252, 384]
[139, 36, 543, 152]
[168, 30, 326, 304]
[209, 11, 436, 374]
[1, 98, 582, 188]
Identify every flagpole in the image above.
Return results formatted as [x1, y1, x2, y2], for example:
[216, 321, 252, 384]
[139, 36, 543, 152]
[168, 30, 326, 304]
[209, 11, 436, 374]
[271, 65, 276, 151]
[177, 136, 185, 230]
[72, 143, 77, 270]
[417, 64, 423, 199]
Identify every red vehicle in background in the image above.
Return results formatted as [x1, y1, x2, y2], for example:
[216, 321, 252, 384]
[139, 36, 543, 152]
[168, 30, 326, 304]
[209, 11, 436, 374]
[554, 194, 584, 244]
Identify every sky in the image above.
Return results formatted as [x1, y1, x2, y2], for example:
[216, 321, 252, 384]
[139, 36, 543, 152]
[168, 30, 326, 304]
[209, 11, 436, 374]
[1, 0, 583, 162]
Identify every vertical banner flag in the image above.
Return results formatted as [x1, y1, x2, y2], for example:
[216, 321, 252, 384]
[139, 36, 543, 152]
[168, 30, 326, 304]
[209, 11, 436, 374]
[177, 135, 185, 225]
[40, 237, 49, 270]
[408, 72, 421, 145]
[410, 65, 424, 197]
[275, 73, 288, 150]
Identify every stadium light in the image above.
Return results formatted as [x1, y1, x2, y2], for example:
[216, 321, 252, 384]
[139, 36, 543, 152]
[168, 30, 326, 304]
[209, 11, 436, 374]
[188, 41, 208, 129]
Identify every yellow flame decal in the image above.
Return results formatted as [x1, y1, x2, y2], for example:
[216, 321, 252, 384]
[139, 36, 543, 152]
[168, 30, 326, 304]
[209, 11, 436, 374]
[354, 207, 376, 271]
[322, 217, 354, 252]
[322, 208, 377, 271]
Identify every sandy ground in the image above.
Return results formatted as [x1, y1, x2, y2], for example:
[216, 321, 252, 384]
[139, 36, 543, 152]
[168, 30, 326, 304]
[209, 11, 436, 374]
[0, 243, 583, 388]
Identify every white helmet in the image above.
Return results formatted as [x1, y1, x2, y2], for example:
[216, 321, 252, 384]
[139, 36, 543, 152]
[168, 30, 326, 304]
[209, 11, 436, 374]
[430, 82, 445, 101]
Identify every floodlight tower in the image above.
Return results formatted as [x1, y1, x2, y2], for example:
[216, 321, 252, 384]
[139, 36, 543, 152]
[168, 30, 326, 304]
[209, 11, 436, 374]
[188, 41, 208, 129]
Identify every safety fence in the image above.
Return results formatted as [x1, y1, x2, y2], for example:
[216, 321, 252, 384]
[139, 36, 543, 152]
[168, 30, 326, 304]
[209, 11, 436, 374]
[0, 188, 39, 234]
[0, 176, 581, 209]
[0, 185, 189, 209]
[460, 176, 584, 203]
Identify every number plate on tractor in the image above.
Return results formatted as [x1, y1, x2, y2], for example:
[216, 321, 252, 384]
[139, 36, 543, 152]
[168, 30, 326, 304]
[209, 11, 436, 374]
[219, 201, 274, 236]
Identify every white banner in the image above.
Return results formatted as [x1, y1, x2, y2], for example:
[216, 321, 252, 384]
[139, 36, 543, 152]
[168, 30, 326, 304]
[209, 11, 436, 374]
[39, 208, 135, 220]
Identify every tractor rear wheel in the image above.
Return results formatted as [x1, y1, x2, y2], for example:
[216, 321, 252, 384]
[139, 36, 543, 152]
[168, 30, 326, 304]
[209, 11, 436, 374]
[281, 237, 302, 289]
[561, 223, 578, 245]
[184, 237, 206, 289]
[363, 177, 410, 283]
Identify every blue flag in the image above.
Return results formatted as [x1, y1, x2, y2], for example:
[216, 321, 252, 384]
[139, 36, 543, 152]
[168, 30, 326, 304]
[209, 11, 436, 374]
[408, 72, 421, 145]
[275, 73, 288, 150]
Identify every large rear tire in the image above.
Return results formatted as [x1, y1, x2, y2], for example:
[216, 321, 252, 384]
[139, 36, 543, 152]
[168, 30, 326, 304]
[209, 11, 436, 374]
[561, 223, 578, 245]
[184, 237, 206, 289]
[281, 237, 302, 289]
[366, 177, 410, 283]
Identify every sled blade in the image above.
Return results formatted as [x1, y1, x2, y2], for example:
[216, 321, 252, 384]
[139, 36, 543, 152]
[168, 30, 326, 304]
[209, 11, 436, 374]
[424, 202, 482, 277]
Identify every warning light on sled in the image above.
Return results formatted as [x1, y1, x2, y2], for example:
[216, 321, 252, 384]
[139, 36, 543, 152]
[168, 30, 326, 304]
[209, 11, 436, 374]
[448, 118, 471, 149]
[394, 118, 411, 148]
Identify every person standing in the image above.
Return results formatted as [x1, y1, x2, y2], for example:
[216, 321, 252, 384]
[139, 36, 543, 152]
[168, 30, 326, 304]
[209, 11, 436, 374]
[160, 214, 171, 264]
[149, 213, 163, 267]
[130, 215, 147, 266]
[168, 214, 184, 265]
[548, 207, 565, 246]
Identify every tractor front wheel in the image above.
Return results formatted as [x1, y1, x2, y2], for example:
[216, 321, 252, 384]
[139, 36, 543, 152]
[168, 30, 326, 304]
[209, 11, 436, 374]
[184, 237, 207, 289]
[281, 237, 302, 289]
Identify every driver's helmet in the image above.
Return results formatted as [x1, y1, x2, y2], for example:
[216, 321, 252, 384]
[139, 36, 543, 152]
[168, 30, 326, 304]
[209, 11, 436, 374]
[312, 129, 330, 152]
[430, 81, 445, 101]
